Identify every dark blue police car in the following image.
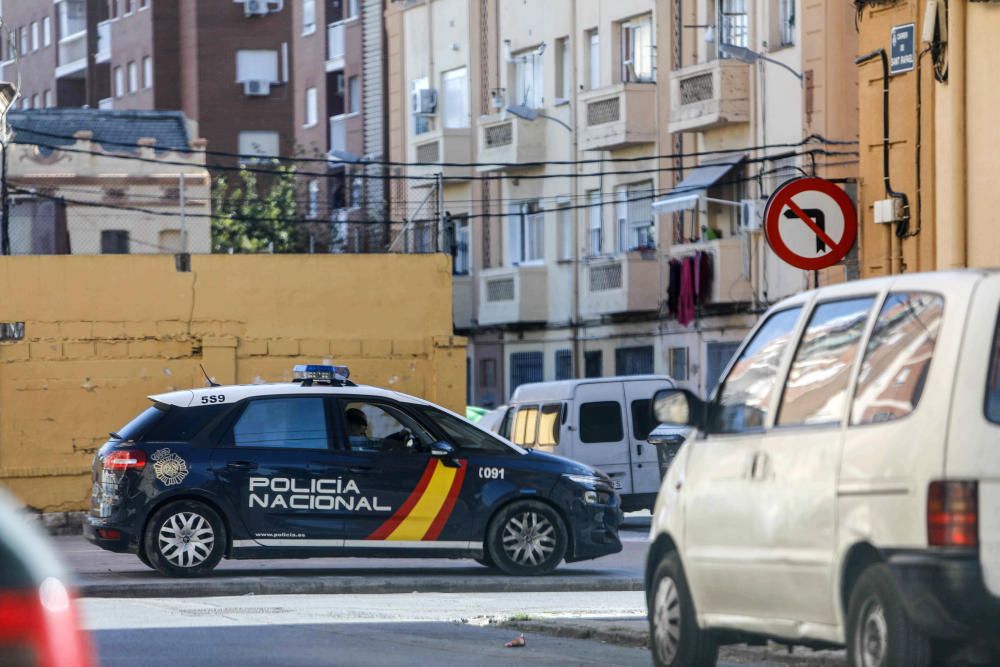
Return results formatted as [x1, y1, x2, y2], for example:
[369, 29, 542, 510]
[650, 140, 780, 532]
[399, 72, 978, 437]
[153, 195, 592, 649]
[85, 365, 623, 577]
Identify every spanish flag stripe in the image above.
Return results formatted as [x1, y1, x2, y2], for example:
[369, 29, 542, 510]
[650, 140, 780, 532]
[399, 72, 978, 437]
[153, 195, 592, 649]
[421, 460, 467, 541]
[385, 462, 458, 541]
[366, 459, 438, 540]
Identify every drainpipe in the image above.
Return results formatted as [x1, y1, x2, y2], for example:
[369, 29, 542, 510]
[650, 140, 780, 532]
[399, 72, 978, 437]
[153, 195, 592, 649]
[945, 0, 967, 268]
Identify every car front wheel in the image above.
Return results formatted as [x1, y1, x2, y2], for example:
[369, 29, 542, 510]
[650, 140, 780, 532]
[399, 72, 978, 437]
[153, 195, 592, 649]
[486, 500, 567, 576]
[846, 564, 931, 667]
[648, 552, 718, 667]
[144, 500, 226, 578]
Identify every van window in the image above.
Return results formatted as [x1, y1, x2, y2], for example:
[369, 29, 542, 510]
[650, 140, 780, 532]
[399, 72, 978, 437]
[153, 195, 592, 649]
[537, 403, 562, 447]
[778, 297, 875, 426]
[631, 399, 657, 440]
[853, 292, 944, 425]
[712, 307, 802, 433]
[580, 401, 624, 443]
[511, 406, 539, 447]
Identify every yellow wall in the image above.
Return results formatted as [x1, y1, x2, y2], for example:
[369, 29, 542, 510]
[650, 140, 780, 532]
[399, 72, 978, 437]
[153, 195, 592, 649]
[0, 254, 466, 511]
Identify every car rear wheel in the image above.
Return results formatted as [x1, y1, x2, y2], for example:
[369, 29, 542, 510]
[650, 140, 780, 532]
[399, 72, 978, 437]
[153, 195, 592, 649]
[847, 564, 931, 667]
[648, 552, 718, 667]
[137, 546, 153, 570]
[486, 500, 567, 576]
[144, 500, 226, 578]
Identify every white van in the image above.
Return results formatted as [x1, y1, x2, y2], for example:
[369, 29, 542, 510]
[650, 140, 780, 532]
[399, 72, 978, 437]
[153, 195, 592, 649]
[646, 271, 1000, 667]
[496, 375, 674, 512]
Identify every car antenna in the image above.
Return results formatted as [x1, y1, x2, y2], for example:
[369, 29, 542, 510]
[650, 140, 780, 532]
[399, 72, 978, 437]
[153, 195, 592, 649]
[200, 364, 220, 388]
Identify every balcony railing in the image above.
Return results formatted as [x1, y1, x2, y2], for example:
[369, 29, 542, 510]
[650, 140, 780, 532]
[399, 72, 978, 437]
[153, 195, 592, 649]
[95, 21, 111, 64]
[668, 60, 751, 134]
[477, 266, 549, 325]
[670, 237, 752, 304]
[476, 113, 546, 172]
[408, 127, 473, 180]
[56, 30, 87, 77]
[577, 83, 657, 151]
[329, 115, 347, 152]
[581, 252, 659, 317]
[327, 22, 345, 62]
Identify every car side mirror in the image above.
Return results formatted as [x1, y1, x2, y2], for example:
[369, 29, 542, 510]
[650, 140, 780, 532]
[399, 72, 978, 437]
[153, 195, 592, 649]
[651, 388, 706, 431]
[430, 441, 461, 467]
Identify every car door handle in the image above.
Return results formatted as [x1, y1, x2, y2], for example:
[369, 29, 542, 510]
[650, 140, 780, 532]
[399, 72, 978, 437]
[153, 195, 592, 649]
[749, 452, 770, 481]
[227, 461, 258, 471]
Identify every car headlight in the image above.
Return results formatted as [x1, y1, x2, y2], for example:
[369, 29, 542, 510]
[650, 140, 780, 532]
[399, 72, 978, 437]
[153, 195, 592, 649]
[562, 473, 604, 487]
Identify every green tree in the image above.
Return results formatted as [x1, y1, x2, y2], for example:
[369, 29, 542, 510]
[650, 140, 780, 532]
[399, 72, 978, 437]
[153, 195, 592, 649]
[211, 162, 304, 253]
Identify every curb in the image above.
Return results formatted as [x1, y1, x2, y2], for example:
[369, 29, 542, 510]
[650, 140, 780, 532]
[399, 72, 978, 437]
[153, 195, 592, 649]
[76, 575, 644, 599]
[500, 618, 647, 649]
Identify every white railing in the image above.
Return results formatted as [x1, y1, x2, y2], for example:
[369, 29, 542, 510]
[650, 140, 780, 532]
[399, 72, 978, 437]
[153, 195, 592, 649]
[98, 97, 113, 110]
[95, 21, 111, 63]
[329, 114, 347, 152]
[326, 22, 345, 61]
[57, 30, 87, 71]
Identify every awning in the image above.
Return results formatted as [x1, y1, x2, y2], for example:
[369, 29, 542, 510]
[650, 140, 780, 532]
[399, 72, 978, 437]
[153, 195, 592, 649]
[652, 153, 746, 214]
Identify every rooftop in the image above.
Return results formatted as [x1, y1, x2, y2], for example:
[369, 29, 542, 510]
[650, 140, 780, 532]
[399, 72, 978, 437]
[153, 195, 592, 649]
[8, 109, 193, 154]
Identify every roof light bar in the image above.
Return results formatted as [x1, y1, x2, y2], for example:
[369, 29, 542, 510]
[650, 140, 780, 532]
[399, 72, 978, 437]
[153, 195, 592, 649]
[292, 364, 351, 385]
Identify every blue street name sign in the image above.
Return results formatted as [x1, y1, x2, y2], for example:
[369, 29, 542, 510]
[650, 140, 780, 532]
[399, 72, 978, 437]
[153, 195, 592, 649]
[890, 23, 916, 75]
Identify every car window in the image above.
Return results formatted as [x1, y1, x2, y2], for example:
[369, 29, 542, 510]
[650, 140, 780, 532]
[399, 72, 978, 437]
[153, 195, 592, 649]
[778, 297, 875, 426]
[855, 292, 944, 425]
[630, 399, 656, 440]
[498, 407, 514, 439]
[417, 406, 511, 452]
[143, 404, 229, 442]
[511, 405, 539, 447]
[712, 307, 802, 433]
[580, 401, 624, 443]
[115, 404, 168, 441]
[340, 401, 434, 454]
[537, 403, 561, 448]
[232, 397, 328, 449]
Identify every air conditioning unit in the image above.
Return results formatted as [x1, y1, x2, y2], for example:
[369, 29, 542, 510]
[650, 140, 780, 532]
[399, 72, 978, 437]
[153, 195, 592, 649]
[244, 80, 271, 96]
[411, 88, 438, 115]
[244, 0, 269, 16]
[739, 199, 763, 232]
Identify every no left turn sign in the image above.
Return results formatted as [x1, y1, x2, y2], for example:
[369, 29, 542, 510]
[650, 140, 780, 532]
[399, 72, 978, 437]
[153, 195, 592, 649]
[763, 177, 857, 271]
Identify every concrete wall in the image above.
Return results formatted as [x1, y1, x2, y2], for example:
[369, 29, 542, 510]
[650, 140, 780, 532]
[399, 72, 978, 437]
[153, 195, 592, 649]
[0, 254, 466, 512]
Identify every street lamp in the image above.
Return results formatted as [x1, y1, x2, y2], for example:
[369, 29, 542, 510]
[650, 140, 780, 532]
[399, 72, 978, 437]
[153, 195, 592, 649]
[704, 30, 804, 85]
[505, 104, 573, 133]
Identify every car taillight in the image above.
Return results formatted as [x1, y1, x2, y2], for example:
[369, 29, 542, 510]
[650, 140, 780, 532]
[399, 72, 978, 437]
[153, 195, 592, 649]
[103, 449, 146, 472]
[928, 480, 979, 547]
[0, 578, 95, 667]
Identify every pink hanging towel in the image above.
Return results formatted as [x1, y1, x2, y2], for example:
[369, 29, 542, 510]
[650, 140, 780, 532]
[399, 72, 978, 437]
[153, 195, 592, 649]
[678, 257, 695, 327]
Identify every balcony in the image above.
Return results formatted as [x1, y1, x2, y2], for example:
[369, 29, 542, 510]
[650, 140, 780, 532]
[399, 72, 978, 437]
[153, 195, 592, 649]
[408, 127, 473, 180]
[326, 21, 345, 70]
[577, 83, 657, 152]
[581, 252, 659, 317]
[478, 266, 549, 326]
[670, 237, 752, 303]
[476, 113, 546, 172]
[95, 21, 111, 64]
[55, 31, 87, 78]
[329, 114, 347, 152]
[668, 60, 751, 134]
[453, 274, 474, 330]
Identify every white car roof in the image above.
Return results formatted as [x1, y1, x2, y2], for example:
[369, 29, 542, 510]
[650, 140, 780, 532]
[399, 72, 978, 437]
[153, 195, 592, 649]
[510, 375, 674, 403]
[149, 383, 435, 409]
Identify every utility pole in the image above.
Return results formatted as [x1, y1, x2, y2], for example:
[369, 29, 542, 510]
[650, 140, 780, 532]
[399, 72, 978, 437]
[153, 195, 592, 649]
[179, 172, 187, 253]
[436, 171, 445, 253]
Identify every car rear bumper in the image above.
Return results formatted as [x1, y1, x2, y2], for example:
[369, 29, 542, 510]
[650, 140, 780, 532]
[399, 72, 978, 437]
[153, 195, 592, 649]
[83, 518, 137, 554]
[886, 548, 1000, 640]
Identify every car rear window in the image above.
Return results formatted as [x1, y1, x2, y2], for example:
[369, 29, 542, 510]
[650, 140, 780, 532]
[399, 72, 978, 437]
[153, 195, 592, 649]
[115, 405, 168, 441]
[143, 404, 230, 442]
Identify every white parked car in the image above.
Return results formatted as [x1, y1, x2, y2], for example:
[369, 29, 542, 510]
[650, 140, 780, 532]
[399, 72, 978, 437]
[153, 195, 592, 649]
[647, 271, 1000, 667]
[495, 376, 674, 512]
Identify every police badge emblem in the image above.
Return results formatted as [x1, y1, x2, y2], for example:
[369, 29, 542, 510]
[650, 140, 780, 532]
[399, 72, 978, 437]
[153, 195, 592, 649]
[152, 448, 189, 486]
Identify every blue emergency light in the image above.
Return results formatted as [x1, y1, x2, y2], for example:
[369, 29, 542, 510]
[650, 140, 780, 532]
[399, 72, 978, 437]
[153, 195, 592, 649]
[292, 364, 351, 385]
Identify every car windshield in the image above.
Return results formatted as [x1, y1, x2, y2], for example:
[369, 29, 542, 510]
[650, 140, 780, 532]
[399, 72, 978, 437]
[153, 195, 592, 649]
[417, 406, 513, 453]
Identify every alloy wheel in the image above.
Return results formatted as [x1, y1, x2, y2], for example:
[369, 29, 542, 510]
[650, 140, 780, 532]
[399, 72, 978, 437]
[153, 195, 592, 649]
[157, 511, 215, 568]
[501, 511, 556, 567]
[653, 575, 682, 664]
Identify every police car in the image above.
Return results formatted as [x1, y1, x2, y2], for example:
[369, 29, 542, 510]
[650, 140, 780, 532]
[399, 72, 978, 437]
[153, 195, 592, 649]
[85, 365, 623, 577]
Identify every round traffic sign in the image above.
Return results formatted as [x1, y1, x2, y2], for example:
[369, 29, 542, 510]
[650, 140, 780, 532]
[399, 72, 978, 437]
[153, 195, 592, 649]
[763, 177, 857, 271]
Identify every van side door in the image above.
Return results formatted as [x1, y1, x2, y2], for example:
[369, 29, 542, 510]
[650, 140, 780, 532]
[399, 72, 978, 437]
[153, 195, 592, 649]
[623, 379, 673, 504]
[571, 382, 632, 496]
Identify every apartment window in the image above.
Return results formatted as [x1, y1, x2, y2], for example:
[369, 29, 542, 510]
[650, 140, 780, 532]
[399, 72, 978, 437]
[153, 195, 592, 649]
[302, 0, 317, 34]
[305, 86, 318, 126]
[441, 67, 469, 129]
[114, 66, 124, 97]
[31, 94, 38, 109]
[557, 204, 573, 261]
[585, 350, 603, 378]
[124, 0, 134, 15]
[669, 347, 689, 381]
[509, 352, 544, 396]
[109, 0, 119, 19]
[512, 49, 544, 108]
[587, 29, 600, 90]
[615, 181, 655, 252]
[19, 27, 27, 56]
[479, 358, 497, 387]
[555, 37, 571, 101]
[719, 0, 749, 50]
[30, 22, 38, 52]
[236, 50, 279, 83]
[616, 345, 654, 376]
[238, 131, 280, 160]
[347, 0, 360, 19]
[42, 17, 51, 47]
[507, 201, 544, 265]
[43, 90, 51, 108]
[621, 15, 654, 82]
[452, 216, 470, 276]
[412, 77, 431, 135]
[348, 75, 360, 114]
[140, 0, 149, 9]
[142, 56, 152, 88]
[308, 180, 320, 218]
[7, 33, 15, 61]
[555, 350, 572, 381]
[778, 0, 795, 46]
[128, 61, 138, 93]
[587, 190, 602, 256]
[60, 1, 86, 37]
[101, 230, 130, 254]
